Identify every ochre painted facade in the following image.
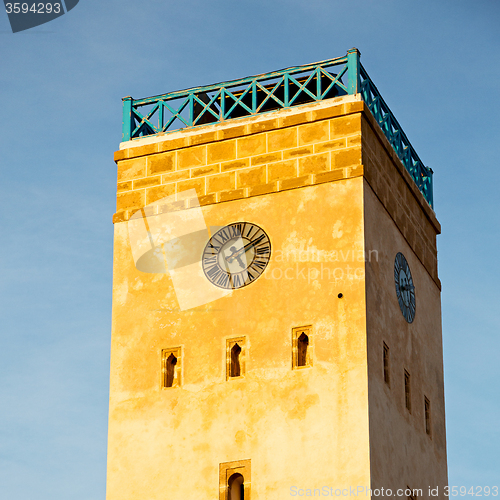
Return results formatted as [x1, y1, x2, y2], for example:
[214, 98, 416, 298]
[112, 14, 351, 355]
[106, 94, 447, 499]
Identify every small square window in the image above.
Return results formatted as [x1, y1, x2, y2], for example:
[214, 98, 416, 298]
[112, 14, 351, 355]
[292, 326, 312, 369]
[162, 347, 181, 388]
[226, 337, 246, 380]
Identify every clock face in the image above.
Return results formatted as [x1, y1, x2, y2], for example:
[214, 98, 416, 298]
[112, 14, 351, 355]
[202, 222, 271, 290]
[394, 252, 416, 323]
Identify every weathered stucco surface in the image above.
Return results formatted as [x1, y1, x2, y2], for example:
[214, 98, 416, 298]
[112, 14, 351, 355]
[108, 179, 370, 499]
[364, 180, 447, 494]
[106, 94, 447, 499]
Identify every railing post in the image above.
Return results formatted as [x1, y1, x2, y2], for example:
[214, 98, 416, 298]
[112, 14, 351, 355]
[347, 48, 361, 95]
[189, 94, 194, 126]
[427, 168, 434, 208]
[122, 96, 133, 142]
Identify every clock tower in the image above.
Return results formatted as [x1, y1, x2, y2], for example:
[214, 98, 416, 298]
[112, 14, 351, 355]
[106, 50, 447, 499]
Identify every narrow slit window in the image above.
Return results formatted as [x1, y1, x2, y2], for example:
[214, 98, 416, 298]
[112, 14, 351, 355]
[162, 347, 181, 388]
[383, 342, 390, 386]
[404, 370, 411, 412]
[292, 326, 312, 369]
[424, 396, 431, 436]
[407, 486, 416, 500]
[226, 338, 246, 380]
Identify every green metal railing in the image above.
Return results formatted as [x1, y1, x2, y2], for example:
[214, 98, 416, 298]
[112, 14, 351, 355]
[359, 65, 433, 207]
[121, 48, 433, 207]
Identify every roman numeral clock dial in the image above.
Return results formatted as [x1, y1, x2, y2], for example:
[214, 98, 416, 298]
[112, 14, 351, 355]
[202, 222, 271, 289]
[394, 252, 416, 323]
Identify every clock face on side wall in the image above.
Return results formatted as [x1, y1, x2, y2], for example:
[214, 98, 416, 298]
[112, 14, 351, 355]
[202, 222, 271, 290]
[394, 252, 416, 323]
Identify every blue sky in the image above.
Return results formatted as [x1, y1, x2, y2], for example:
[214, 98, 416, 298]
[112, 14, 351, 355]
[1, 0, 499, 498]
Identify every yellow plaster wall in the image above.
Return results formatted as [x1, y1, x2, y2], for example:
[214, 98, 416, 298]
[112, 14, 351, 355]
[107, 179, 371, 500]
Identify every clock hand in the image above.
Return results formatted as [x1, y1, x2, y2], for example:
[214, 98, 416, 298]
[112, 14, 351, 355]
[400, 284, 415, 292]
[225, 235, 265, 264]
[226, 246, 246, 269]
[241, 236, 265, 253]
[224, 245, 248, 268]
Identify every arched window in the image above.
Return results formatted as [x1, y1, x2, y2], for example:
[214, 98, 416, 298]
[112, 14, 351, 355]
[297, 333, 309, 367]
[292, 326, 312, 369]
[162, 347, 181, 388]
[219, 460, 250, 500]
[230, 343, 242, 378]
[226, 337, 246, 380]
[228, 472, 244, 500]
[165, 353, 177, 387]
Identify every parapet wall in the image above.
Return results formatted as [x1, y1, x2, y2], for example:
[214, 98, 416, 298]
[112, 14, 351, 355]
[360, 108, 441, 287]
[113, 96, 364, 223]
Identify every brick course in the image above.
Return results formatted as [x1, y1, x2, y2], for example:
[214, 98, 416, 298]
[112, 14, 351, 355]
[113, 103, 365, 223]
